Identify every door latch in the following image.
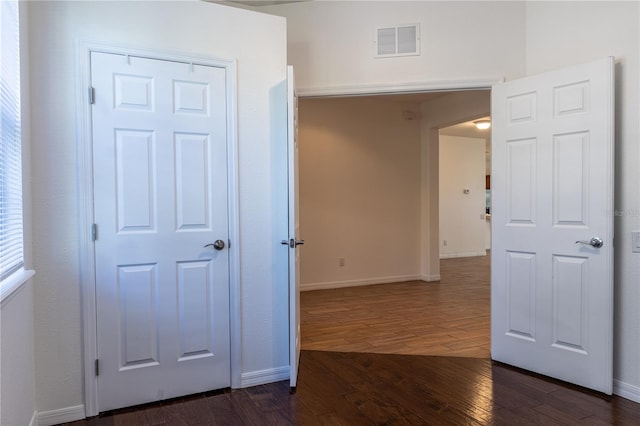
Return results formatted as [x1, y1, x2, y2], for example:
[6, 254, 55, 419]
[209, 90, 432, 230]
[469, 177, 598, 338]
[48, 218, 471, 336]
[281, 239, 305, 248]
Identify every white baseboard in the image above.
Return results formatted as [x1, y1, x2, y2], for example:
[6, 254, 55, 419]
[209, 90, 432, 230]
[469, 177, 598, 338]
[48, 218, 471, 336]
[29, 411, 38, 426]
[614, 379, 640, 403]
[240, 366, 289, 388]
[440, 251, 487, 259]
[421, 275, 441, 282]
[301, 274, 422, 292]
[37, 404, 85, 426]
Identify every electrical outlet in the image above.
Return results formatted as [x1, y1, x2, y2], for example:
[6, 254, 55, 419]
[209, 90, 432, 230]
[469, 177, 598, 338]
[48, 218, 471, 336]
[632, 231, 640, 253]
[443, 240, 447, 246]
[339, 257, 345, 267]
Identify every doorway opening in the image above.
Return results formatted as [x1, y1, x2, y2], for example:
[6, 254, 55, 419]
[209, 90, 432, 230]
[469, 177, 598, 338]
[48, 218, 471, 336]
[296, 88, 492, 358]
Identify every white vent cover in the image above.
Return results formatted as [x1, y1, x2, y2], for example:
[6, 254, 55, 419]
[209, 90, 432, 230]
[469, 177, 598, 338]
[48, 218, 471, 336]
[375, 24, 420, 58]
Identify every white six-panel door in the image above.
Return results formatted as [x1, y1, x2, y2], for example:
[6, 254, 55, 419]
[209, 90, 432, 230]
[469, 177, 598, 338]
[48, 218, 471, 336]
[91, 52, 231, 411]
[491, 57, 614, 394]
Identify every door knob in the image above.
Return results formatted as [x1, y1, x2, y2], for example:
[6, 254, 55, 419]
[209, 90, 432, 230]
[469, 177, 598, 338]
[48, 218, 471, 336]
[204, 240, 225, 251]
[281, 238, 305, 248]
[575, 237, 603, 248]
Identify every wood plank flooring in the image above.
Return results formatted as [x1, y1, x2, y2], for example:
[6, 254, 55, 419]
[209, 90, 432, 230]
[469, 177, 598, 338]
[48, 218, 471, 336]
[62, 255, 640, 425]
[301, 254, 491, 357]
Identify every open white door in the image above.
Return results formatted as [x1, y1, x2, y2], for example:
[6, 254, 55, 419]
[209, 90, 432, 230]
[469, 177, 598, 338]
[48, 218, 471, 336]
[285, 65, 302, 388]
[491, 57, 614, 394]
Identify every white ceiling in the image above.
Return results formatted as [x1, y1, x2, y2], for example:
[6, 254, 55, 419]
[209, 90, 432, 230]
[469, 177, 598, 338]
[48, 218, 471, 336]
[439, 117, 491, 140]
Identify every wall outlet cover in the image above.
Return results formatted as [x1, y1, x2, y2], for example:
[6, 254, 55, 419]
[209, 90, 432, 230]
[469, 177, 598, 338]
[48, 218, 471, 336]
[632, 231, 640, 253]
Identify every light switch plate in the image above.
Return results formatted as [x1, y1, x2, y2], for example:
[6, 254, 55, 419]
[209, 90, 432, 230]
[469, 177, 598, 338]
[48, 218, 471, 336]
[632, 231, 640, 253]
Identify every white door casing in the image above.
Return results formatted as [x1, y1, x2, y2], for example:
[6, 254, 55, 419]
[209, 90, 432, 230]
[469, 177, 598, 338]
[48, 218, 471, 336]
[91, 51, 232, 411]
[491, 57, 614, 394]
[286, 65, 302, 388]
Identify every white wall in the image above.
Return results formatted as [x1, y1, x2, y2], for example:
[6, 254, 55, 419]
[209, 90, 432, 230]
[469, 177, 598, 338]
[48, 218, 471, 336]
[26, 0, 288, 419]
[439, 135, 486, 258]
[525, 0, 640, 401]
[298, 97, 422, 289]
[1, 283, 37, 426]
[264, 0, 526, 89]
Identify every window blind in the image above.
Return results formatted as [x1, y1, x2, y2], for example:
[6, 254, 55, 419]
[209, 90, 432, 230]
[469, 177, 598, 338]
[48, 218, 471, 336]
[0, 0, 24, 281]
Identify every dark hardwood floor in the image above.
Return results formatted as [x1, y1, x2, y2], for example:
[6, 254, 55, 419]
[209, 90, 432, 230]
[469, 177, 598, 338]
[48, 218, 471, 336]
[63, 255, 640, 425]
[64, 351, 640, 425]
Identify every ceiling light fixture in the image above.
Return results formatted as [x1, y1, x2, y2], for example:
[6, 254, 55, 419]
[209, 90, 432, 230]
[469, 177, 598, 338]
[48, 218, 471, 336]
[474, 120, 491, 130]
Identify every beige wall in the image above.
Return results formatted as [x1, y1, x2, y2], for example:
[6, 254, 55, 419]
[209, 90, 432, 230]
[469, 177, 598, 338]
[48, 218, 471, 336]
[298, 97, 422, 289]
[439, 135, 486, 258]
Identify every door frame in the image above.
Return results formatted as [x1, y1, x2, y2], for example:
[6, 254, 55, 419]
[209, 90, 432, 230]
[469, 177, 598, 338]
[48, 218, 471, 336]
[297, 78, 500, 289]
[76, 41, 241, 417]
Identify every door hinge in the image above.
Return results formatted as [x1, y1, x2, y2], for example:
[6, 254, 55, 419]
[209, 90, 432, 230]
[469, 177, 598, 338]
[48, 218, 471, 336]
[91, 223, 98, 241]
[89, 87, 95, 104]
[95, 359, 99, 376]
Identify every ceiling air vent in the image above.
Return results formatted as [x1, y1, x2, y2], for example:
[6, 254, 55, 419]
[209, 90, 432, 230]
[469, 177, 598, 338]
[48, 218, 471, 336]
[375, 24, 420, 58]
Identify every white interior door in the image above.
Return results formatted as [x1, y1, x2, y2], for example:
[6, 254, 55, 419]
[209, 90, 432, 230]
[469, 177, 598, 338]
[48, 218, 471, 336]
[491, 57, 614, 394]
[286, 65, 302, 388]
[92, 51, 231, 411]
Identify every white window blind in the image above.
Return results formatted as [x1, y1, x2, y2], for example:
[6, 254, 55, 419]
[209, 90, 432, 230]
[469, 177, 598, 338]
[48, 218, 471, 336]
[0, 0, 24, 281]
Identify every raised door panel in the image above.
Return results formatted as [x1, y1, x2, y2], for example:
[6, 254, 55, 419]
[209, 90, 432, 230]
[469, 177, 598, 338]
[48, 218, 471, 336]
[177, 260, 215, 361]
[507, 92, 537, 124]
[552, 255, 589, 354]
[175, 133, 211, 230]
[554, 81, 589, 118]
[505, 251, 536, 341]
[553, 132, 589, 227]
[117, 263, 159, 370]
[114, 74, 154, 111]
[173, 80, 209, 115]
[506, 138, 537, 226]
[115, 130, 156, 233]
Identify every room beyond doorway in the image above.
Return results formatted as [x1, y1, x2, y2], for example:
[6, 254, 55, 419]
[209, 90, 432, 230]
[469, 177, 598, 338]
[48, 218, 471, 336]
[297, 89, 491, 289]
[438, 118, 492, 260]
[297, 89, 492, 359]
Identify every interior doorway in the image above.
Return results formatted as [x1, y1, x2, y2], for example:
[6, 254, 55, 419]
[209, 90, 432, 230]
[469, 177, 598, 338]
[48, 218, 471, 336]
[296, 89, 493, 358]
[438, 118, 492, 259]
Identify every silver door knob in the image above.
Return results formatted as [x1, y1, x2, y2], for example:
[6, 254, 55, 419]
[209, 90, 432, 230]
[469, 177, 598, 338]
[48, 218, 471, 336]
[204, 240, 225, 251]
[575, 237, 603, 248]
[281, 238, 305, 248]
